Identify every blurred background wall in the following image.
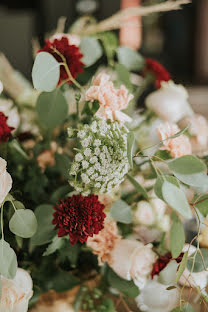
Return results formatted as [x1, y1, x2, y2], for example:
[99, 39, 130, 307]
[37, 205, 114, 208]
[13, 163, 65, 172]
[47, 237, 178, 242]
[0, 0, 207, 86]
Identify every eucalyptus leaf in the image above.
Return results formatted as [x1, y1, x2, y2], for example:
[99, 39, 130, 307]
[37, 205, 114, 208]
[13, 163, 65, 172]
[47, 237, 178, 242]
[117, 46, 144, 71]
[168, 155, 208, 188]
[110, 200, 132, 224]
[50, 185, 72, 204]
[36, 89, 68, 130]
[162, 181, 192, 219]
[43, 236, 64, 256]
[80, 37, 103, 67]
[158, 260, 178, 285]
[171, 303, 195, 312]
[126, 174, 148, 200]
[154, 175, 180, 201]
[32, 52, 60, 92]
[127, 131, 135, 169]
[194, 194, 208, 217]
[9, 209, 37, 238]
[187, 248, 208, 272]
[115, 63, 132, 90]
[170, 212, 185, 258]
[98, 31, 118, 63]
[31, 204, 55, 246]
[0, 240, 17, 279]
[175, 251, 188, 283]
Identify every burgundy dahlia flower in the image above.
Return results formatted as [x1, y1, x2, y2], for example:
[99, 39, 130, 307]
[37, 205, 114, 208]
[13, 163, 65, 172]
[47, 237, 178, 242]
[39, 36, 84, 84]
[0, 112, 14, 142]
[145, 58, 171, 89]
[52, 194, 106, 245]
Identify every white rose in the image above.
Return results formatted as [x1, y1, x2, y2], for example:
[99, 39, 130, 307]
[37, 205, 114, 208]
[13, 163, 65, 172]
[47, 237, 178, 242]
[0, 157, 12, 204]
[150, 197, 167, 218]
[134, 201, 155, 226]
[179, 244, 208, 291]
[146, 81, 193, 123]
[0, 268, 33, 312]
[110, 239, 157, 288]
[0, 99, 20, 129]
[136, 277, 179, 312]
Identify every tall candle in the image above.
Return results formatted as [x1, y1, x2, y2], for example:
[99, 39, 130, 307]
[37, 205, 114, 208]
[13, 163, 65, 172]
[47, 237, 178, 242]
[119, 0, 142, 50]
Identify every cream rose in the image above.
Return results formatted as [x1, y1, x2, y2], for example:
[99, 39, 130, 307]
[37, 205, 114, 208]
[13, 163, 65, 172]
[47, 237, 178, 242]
[110, 239, 157, 288]
[136, 277, 179, 312]
[134, 201, 155, 226]
[0, 157, 12, 205]
[146, 81, 193, 123]
[0, 268, 33, 312]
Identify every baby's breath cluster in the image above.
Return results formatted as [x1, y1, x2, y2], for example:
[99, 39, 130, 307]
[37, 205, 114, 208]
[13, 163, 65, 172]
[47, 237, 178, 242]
[69, 118, 129, 195]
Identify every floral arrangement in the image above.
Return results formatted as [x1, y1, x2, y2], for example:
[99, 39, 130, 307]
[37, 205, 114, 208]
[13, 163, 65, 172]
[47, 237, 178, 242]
[1, 1, 208, 311]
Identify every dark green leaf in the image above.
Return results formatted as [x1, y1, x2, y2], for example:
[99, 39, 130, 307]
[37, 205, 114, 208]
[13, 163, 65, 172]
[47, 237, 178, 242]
[55, 153, 71, 179]
[43, 236, 64, 256]
[98, 31, 118, 63]
[50, 185, 72, 204]
[46, 271, 79, 292]
[59, 240, 80, 267]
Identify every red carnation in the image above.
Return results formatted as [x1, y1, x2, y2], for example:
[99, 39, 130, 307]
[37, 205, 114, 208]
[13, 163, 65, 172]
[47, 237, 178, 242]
[39, 36, 84, 84]
[145, 58, 171, 89]
[0, 112, 14, 142]
[151, 252, 183, 278]
[52, 194, 106, 245]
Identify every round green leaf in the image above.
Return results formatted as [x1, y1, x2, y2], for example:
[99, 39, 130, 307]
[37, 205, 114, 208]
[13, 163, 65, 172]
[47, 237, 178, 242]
[80, 37, 103, 67]
[0, 240, 17, 279]
[36, 89, 68, 129]
[158, 260, 178, 285]
[9, 209, 37, 238]
[117, 46, 144, 71]
[31, 204, 55, 246]
[187, 248, 208, 273]
[162, 181, 192, 219]
[110, 200, 132, 224]
[32, 52, 60, 92]
[154, 175, 180, 201]
[168, 155, 208, 188]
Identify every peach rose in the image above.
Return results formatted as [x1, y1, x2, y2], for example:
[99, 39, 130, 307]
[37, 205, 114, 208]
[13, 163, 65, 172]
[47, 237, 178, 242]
[179, 114, 208, 153]
[157, 122, 192, 158]
[85, 73, 133, 123]
[0, 157, 12, 205]
[0, 268, 33, 312]
[109, 239, 157, 288]
[87, 218, 121, 265]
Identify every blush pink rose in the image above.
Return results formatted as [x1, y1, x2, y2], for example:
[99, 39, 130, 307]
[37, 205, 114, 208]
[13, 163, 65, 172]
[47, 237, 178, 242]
[157, 122, 192, 158]
[85, 73, 133, 123]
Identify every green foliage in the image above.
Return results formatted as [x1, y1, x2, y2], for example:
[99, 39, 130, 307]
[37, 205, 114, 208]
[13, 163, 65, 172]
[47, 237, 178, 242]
[59, 239, 81, 267]
[9, 209, 37, 238]
[154, 175, 180, 201]
[0, 240, 17, 279]
[168, 155, 208, 188]
[36, 89, 68, 130]
[170, 212, 185, 258]
[43, 236, 64, 256]
[31, 204, 55, 246]
[107, 267, 139, 298]
[194, 194, 208, 216]
[127, 131, 135, 169]
[98, 31, 118, 64]
[162, 181, 192, 219]
[171, 303, 195, 312]
[55, 153, 71, 179]
[46, 271, 79, 292]
[175, 251, 188, 283]
[32, 52, 60, 92]
[117, 46, 144, 71]
[80, 37, 103, 67]
[187, 248, 208, 272]
[81, 100, 100, 117]
[115, 63, 132, 91]
[126, 174, 149, 200]
[50, 185, 72, 204]
[110, 199, 132, 224]
[158, 260, 178, 285]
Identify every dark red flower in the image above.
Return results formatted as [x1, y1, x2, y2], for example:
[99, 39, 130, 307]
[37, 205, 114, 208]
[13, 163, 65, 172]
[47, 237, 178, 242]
[39, 36, 84, 84]
[52, 194, 106, 245]
[0, 112, 14, 142]
[145, 58, 171, 89]
[151, 252, 183, 278]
